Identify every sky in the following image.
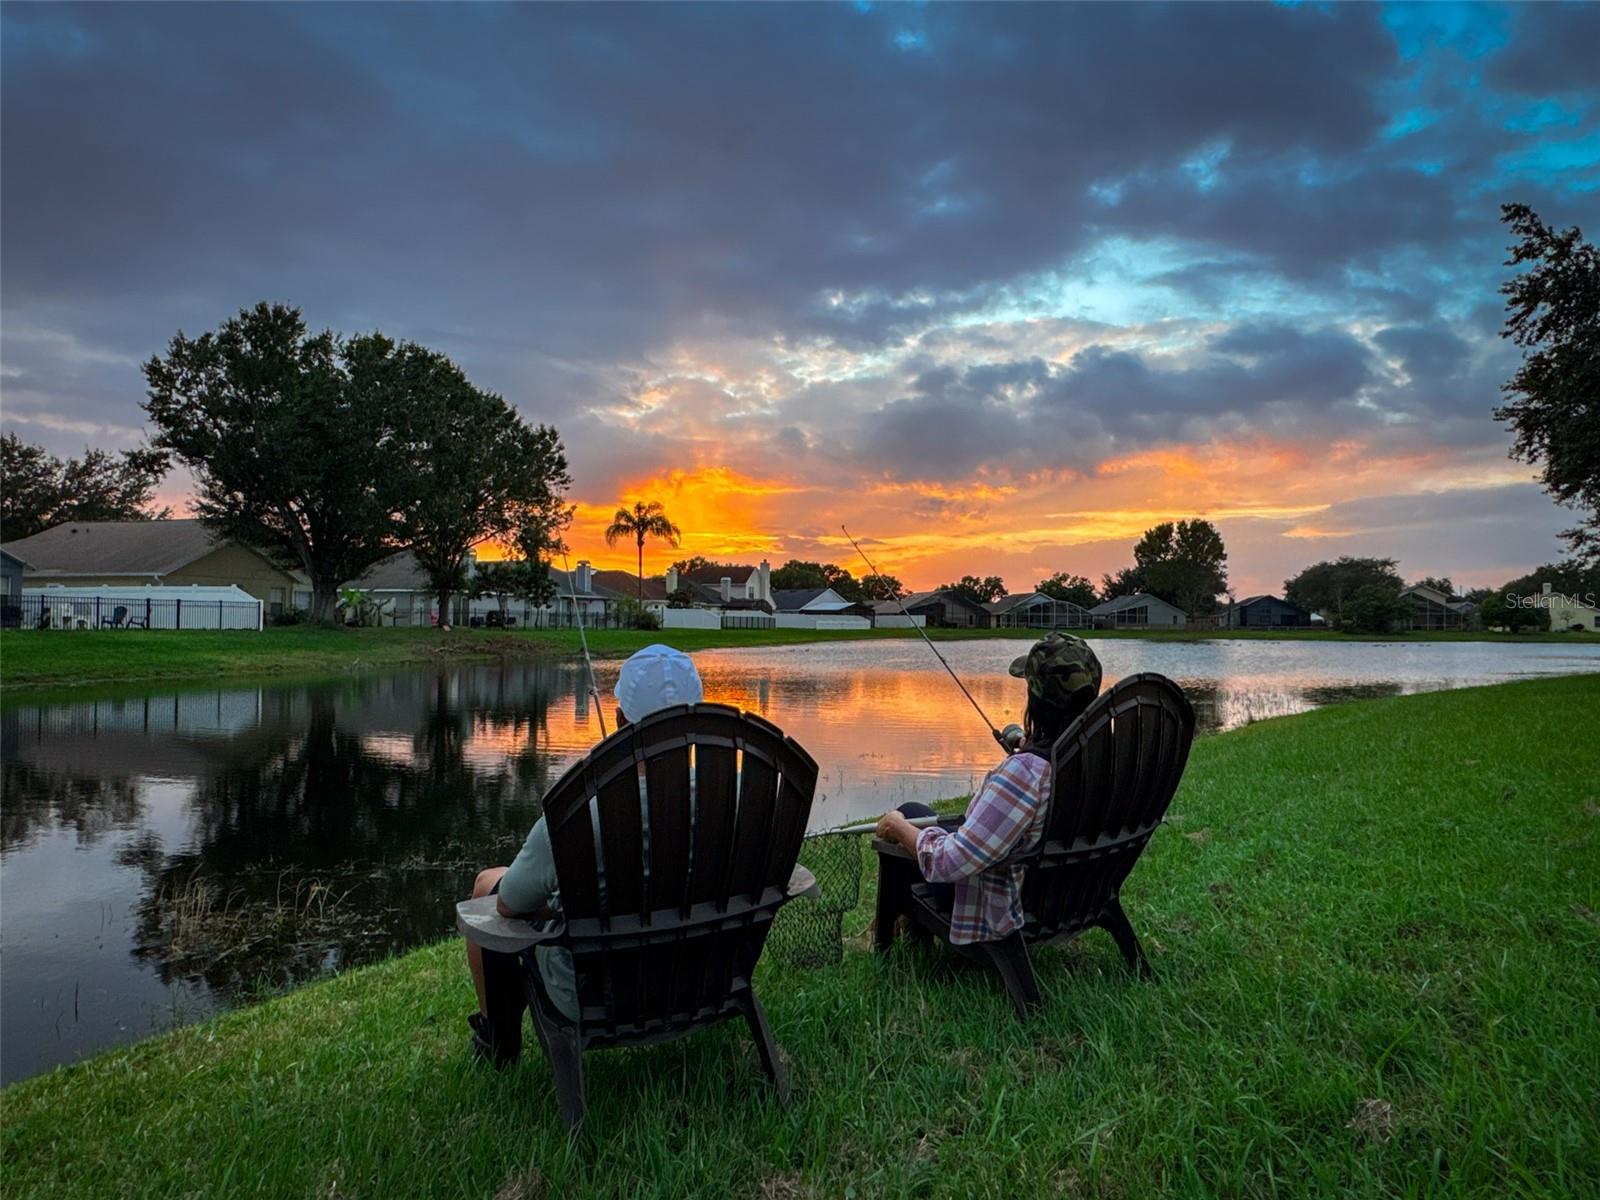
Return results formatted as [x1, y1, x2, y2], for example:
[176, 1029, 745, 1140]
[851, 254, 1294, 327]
[3, 2, 1596, 597]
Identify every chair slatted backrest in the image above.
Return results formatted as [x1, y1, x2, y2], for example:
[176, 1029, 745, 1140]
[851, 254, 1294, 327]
[1020, 673, 1195, 942]
[541, 703, 818, 1041]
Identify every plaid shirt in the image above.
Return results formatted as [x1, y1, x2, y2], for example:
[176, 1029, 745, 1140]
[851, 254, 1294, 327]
[915, 752, 1050, 944]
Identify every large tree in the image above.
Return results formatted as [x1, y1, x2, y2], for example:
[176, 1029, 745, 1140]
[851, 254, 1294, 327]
[1494, 204, 1600, 563]
[939, 574, 1007, 604]
[1476, 587, 1550, 633]
[388, 341, 572, 624]
[858, 572, 905, 601]
[144, 303, 408, 621]
[669, 555, 743, 575]
[1284, 556, 1404, 621]
[1115, 519, 1229, 614]
[1, 433, 170, 540]
[1099, 565, 1146, 602]
[1037, 571, 1099, 609]
[769, 559, 863, 600]
[469, 559, 555, 623]
[1341, 584, 1411, 634]
[605, 501, 681, 597]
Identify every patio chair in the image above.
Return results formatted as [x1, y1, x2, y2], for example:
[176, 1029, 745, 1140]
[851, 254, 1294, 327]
[872, 672, 1196, 1017]
[101, 605, 129, 629]
[457, 702, 820, 1132]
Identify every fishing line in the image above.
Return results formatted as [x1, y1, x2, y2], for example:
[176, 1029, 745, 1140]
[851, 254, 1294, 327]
[560, 547, 608, 738]
[840, 523, 1020, 754]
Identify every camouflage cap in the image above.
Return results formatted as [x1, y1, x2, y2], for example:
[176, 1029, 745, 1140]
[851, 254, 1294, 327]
[1008, 632, 1103, 707]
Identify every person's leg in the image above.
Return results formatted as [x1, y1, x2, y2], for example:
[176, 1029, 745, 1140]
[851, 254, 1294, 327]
[876, 804, 937, 949]
[466, 866, 508, 1013]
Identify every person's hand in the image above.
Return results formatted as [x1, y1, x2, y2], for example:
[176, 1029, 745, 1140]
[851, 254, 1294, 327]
[875, 810, 914, 850]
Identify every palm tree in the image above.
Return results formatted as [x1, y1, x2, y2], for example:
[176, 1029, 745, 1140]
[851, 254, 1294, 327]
[604, 500, 682, 598]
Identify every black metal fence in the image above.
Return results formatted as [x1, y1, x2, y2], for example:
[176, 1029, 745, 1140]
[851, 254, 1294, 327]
[494, 608, 634, 631]
[1, 594, 262, 631]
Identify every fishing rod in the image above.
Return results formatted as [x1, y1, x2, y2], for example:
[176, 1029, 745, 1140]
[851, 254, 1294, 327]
[826, 814, 943, 838]
[560, 548, 608, 738]
[840, 523, 1022, 754]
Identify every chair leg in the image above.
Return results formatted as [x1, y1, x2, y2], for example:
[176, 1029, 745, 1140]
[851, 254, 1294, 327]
[735, 989, 791, 1105]
[873, 854, 916, 951]
[478, 946, 527, 1067]
[1100, 898, 1154, 979]
[528, 1003, 587, 1133]
[982, 933, 1043, 1018]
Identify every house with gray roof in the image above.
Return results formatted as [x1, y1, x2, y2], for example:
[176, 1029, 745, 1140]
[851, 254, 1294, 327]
[984, 591, 1093, 629]
[1398, 584, 1473, 631]
[893, 588, 992, 628]
[5, 519, 310, 614]
[1220, 594, 1312, 629]
[664, 561, 774, 610]
[1089, 592, 1188, 629]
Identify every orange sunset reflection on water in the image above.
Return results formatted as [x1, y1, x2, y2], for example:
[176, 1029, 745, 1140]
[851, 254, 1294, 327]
[435, 637, 1600, 828]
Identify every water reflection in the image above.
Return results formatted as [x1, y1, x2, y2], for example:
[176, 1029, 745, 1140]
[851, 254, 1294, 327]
[3, 637, 1598, 1083]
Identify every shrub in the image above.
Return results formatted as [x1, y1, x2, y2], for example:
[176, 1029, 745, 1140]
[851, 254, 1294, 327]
[615, 596, 661, 631]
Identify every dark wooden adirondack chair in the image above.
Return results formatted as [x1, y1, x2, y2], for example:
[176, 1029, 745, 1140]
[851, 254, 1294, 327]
[872, 672, 1196, 1016]
[457, 702, 820, 1132]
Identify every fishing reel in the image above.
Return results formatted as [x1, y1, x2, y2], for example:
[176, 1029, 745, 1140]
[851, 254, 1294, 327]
[994, 723, 1025, 754]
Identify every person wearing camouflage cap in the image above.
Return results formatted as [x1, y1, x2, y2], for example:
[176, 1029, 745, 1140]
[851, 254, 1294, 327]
[875, 632, 1104, 947]
[1008, 632, 1103, 747]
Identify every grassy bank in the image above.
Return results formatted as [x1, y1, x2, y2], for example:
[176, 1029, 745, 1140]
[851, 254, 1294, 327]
[3, 622, 1596, 691]
[5, 677, 1598, 1198]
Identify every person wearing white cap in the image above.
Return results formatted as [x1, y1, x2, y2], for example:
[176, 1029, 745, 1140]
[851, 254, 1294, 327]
[610, 642, 705, 730]
[462, 645, 703, 1066]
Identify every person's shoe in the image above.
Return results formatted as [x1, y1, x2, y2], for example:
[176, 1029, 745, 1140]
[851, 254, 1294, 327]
[468, 1012, 519, 1069]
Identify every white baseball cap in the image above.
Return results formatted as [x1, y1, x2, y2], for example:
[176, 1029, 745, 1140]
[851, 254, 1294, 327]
[613, 644, 704, 722]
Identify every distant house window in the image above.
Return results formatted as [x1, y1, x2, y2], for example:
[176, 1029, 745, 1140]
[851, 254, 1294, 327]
[269, 587, 285, 617]
[293, 589, 312, 610]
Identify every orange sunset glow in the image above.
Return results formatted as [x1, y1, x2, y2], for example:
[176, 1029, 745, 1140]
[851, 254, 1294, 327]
[542, 432, 1545, 598]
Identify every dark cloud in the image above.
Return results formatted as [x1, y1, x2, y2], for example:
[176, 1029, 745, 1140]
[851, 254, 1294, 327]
[0, 3, 1400, 380]
[1, 0, 1594, 600]
[1485, 3, 1600, 95]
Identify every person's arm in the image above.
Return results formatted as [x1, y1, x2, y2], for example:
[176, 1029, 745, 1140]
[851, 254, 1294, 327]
[494, 819, 561, 920]
[912, 756, 1044, 884]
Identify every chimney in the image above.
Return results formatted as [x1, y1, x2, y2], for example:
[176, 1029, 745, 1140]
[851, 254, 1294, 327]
[1543, 582, 1553, 596]
[576, 560, 593, 594]
[720, 576, 732, 603]
[666, 566, 679, 593]
[758, 559, 771, 603]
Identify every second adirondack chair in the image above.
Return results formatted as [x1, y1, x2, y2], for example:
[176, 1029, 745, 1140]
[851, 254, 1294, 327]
[873, 672, 1196, 1016]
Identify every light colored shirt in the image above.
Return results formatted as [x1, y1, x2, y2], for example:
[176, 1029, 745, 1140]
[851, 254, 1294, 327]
[915, 752, 1050, 944]
[497, 818, 578, 1022]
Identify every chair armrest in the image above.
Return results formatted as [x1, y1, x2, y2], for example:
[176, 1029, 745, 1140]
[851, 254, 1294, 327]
[455, 895, 564, 954]
[871, 837, 914, 860]
[786, 864, 821, 899]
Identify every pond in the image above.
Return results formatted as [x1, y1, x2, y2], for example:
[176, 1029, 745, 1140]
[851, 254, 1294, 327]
[4, 636, 1598, 1083]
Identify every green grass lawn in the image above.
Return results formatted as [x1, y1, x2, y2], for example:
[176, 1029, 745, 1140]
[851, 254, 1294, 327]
[5, 676, 1597, 1198]
[3, 622, 1596, 691]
